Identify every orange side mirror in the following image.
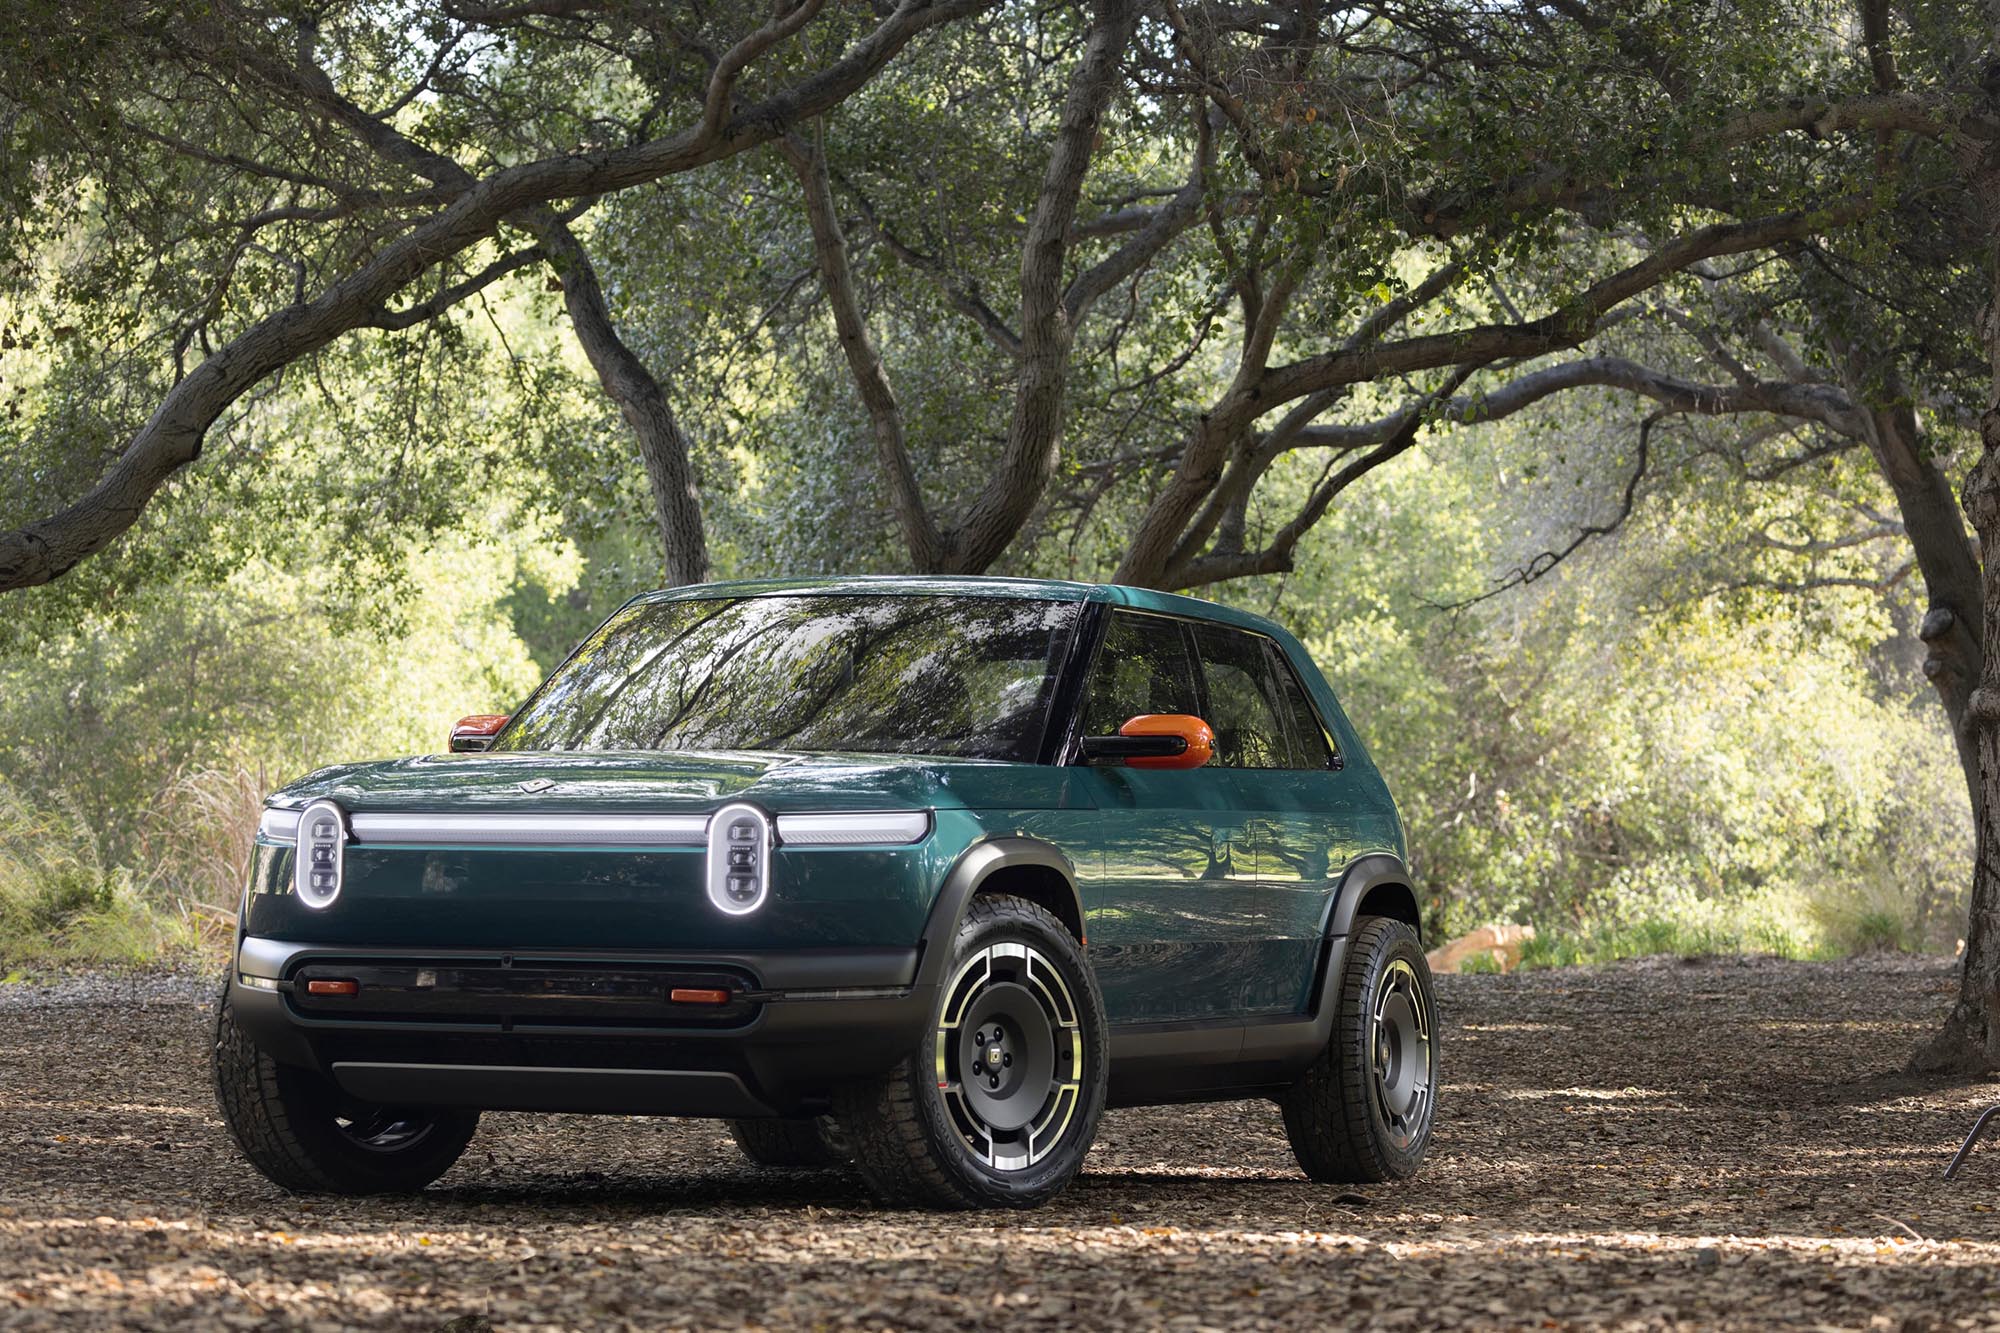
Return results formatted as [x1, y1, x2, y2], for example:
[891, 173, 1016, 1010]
[450, 714, 511, 753]
[1121, 713, 1214, 769]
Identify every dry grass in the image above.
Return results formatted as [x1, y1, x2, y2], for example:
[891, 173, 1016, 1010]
[0, 766, 267, 967]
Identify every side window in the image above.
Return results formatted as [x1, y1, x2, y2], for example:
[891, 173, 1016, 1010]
[1267, 641, 1338, 770]
[1191, 624, 1290, 769]
[1080, 611, 1200, 738]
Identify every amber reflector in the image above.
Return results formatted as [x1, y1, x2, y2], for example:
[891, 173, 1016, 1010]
[669, 987, 732, 1005]
[305, 979, 359, 996]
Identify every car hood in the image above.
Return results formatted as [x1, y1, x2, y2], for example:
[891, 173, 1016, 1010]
[268, 749, 1041, 814]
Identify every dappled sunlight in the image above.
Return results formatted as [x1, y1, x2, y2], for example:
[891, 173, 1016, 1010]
[0, 1099, 209, 1120]
[1499, 1087, 1673, 1102]
[2, 955, 1995, 1328]
[1458, 1022, 1578, 1033]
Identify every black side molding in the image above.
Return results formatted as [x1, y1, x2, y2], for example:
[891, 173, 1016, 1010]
[1107, 852, 1416, 1107]
[1105, 936, 1350, 1108]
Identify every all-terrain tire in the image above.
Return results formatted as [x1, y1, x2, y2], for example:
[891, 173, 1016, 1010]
[833, 894, 1107, 1209]
[212, 980, 479, 1194]
[725, 1116, 849, 1168]
[1280, 916, 1438, 1182]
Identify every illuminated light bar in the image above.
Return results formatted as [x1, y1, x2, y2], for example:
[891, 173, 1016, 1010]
[668, 987, 733, 1005]
[237, 974, 280, 992]
[260, 807, 301, 842]
[706, 802, 771, 916]
[260, 809, 707, 848]
[774, 811, 932, 846]
[257, 804, 932, 878]
[305, 979, 359, 996]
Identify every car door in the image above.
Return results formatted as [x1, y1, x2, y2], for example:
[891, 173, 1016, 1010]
[1260, 637, 1389, 951]
[1071, 609, 1257, 1024]
[1185, 622, 1332, 1016]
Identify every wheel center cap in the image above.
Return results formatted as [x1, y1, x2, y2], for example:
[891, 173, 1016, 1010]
[985, 1045, 1004, 1069]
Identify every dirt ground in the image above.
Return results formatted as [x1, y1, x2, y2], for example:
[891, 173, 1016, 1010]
[2, 954, 1997, 1331]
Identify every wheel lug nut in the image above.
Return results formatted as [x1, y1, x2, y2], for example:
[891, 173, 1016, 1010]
[1002, 1054, 1012, 1067]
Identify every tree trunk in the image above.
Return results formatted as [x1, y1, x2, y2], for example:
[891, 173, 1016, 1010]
[1909, 123, 2000, 1075]
[935, 0, 1138, 576]
[534, 219, 710, 587]
[779, 136, 946, 571]
[1845, 367, 1986, 823]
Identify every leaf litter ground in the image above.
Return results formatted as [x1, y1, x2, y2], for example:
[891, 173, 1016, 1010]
[1, 954, 1995, 1330]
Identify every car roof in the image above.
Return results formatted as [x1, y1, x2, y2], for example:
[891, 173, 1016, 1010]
[631, 575, 1295, 640]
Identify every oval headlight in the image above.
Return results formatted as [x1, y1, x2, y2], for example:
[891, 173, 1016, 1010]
[706, 802, 771, 915]
[294, 799, 349, 910]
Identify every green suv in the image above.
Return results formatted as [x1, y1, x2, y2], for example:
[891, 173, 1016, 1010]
[214, 576, 1436, 1208]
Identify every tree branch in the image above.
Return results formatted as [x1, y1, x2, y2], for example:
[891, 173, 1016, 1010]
[1171, 364, 1482, 588]
[939, 0, 1139, 574]
[701, 0, 829, 141]
[0, 0, 995, 593]
[1063, 108, 1213, 324]
[781, 132, 946, 569]
[1277, 353, 1869, 450]
[835, 172, 1022, 354]
[1260, 203, 1866, 408]
[1435, 410, 1665, 611]
[358, 245, 545, 329]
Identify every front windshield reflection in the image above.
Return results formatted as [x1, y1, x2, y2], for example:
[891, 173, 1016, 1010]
[498, 594, 1081, 763]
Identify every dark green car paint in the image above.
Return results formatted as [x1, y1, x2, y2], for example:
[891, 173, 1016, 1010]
[243, 576, 1409, 1090]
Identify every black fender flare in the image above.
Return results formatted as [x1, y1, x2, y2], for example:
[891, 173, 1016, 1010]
[1300, 852, 1418, 1032]
[1322, 851, 1418, 941]
[914, 835, 1082, 990]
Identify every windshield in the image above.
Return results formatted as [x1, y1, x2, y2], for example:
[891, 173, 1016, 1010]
[496, 594, 1083, 762]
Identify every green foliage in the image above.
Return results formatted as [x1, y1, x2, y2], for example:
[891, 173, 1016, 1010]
[0, 532, 566, 965]
[1207, 401, 1971, 963]
[0, 784, 195, 966]
[0, 0, 1981, 970]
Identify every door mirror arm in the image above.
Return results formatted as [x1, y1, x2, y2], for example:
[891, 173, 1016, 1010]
[1081, 734, 1187, 762]
[1080, 713, 1215, 770]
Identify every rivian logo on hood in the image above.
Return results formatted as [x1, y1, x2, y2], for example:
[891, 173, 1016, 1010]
[517, 779, 558, 794]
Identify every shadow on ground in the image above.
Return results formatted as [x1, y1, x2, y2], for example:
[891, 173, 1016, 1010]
[1, 954, 1994, 1329]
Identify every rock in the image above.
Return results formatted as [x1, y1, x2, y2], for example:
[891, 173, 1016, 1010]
[1427, 923, 1537, 974]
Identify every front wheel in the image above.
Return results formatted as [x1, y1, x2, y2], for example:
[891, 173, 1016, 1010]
[834, 894, 1108, 1209]
[212, 981, 479, 1194]
[1280, 916, 1438, 1182]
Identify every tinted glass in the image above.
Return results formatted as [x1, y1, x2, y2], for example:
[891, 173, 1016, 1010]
[1192, 624, 1290, 769]
[498, 595, 1080, 761]
[1080, 611, 1200, 737]
[1269, 642, 1337, 769]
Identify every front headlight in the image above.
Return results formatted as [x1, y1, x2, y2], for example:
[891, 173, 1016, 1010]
[293, 799, 349, 910]
[707, 803, 773, 915]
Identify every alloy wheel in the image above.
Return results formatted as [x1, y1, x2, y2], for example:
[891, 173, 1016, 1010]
[1370, 957, 1434, 1150]
[934, 942, 1084, 1172]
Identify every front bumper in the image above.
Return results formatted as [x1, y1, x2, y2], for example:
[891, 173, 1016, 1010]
[229, 935, 934, 1118]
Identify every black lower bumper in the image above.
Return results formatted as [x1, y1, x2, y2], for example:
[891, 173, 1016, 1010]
[230, 936, 934, 1118]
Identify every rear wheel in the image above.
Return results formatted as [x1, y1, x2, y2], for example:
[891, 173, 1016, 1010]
[726, 1116, 848, 1168]
[1280, 916, 1438, 1182]
[834, 894, 1107, 1209]
[212, 981, 479, 1194]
